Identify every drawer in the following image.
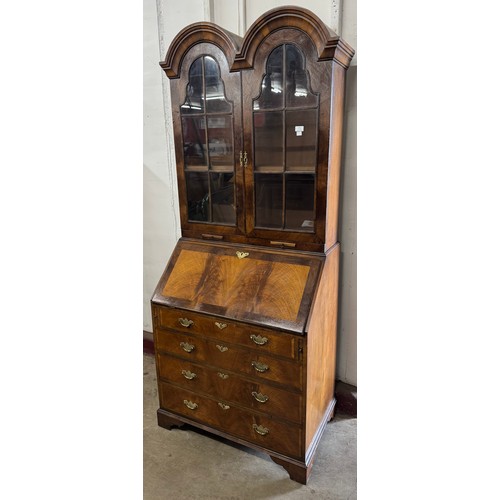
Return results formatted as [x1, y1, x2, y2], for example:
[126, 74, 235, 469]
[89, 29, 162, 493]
[157, 353, 303, 423]
[154, 306, 299, 360]
[159, 381, 303, 459]
[155, 329, 302, 391]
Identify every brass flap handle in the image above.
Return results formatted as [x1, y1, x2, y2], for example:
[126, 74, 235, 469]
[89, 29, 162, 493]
[215, 322, 227, 330]
[251, 391, 269, 404]
[218, 402, 230, 410]
[253, 424, 269, 436]
[216, 344, 229, 353]
[236, 251, 249, 259]
[251, 361, 269, 373]
[181, 369, 196, 380]
[183, 400, 198, 410]
[178, 318, 194, 328]
[180, 342, 195, 353]
[217, 372, 229, 380]
[250, 334, 268, 346]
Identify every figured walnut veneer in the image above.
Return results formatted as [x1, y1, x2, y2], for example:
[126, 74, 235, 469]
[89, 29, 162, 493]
[153, 5, 353, 485]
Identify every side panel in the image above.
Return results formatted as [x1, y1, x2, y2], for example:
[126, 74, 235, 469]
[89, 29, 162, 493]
[325, 62, 347, 250]
[305, 243, 340, 450]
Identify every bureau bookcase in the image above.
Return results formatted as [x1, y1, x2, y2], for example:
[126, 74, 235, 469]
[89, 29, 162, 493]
[151, 6, 354, 484]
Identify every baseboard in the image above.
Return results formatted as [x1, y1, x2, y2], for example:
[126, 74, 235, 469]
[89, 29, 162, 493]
[143, 331, 154, 355]
[143, 331, 356, 417]
[334, 381, 357, 416]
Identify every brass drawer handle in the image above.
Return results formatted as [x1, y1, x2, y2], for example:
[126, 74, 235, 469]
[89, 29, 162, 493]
[217, 372, 229, 380]
[183, 400, 198, 410]
[253, 424, 269, 436]
[236, 251, 249, 259]
[218, 402, 230, 410]
[216, 344, 228, 352]
[251, 391, 269, 404]
[215, 322, 227, 330]
[180, 341, 195, 353]
[250, 334, 268, 346]
[178, 318, 194, 328]
[181, 369, 196, 380]
[251, 361, 269, 373]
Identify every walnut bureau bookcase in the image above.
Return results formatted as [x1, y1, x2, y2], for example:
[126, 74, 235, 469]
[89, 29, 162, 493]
[151, 6, 354, 484]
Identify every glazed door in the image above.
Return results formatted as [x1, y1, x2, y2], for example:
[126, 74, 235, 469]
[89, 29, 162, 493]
[170, 43, 245, 238]
[242, 29, 333, 247]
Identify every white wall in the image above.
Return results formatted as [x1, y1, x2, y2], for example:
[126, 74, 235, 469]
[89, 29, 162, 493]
[143, 0, 357, 385]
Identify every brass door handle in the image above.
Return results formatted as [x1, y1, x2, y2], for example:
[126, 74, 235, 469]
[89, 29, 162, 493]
[251, 361, 269, 373]
[239, 151, 248, 168]
[215, 322, 227, 330]
[180, 342, 195, 353]
[250, 334, 268, 346]
[251, 391, 269, 403]
[216, 344, 228, 352]
[253, 424, 269, 436]
[218, 402, 230, 410]
[183, 400, 198, 410]
[217, 372, 229, 379]
[178, 318, 194, 328]
[181, 369, 196, 380]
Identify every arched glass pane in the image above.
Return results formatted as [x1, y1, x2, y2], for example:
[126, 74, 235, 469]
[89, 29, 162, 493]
[285, 45, 318, 108]
[204, 56, 232, 113]
[253, 45, 284, 110]
[181, 57, 204, 114]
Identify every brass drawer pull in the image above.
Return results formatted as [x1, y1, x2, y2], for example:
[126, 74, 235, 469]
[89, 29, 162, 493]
[251, 361, 269, 373]
[215, 322, 227, 330]
[178, 318, 194, 328]
[217, 372, 229, 380]
[251, 391, 269, 404]
[218, 402, 230, 410]
[216, 344, 228, 352]
[236, 251, 249, 259]
[181, 369, 196, 380]
[253, 424, 269, 436]
[250, 334, 268, 346]
[180, 341, 195, 353]
[183, 400, 198, 410]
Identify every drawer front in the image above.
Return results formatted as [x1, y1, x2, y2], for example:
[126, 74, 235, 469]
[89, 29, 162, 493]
[155, 306, 299, 360]
[159, 381, 303, 459]
[157, 353, 302, 423]
[155, 329, 302, 391]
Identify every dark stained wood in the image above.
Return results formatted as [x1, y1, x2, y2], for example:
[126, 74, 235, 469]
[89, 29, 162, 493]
[157, 352, 303, 423]
[157, 409, 185, 430]
[161, 22, 242, 79]
[158, 381, 303, 459]
[232, 6, 354, 71]
[270, 455, 310, 485]
[241, 28, 332, 248]
[152, 6, 354, 484]
[155, 305, 300, 360]
[154, 329, 303, 391]
[168, 42, 245, 238]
